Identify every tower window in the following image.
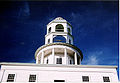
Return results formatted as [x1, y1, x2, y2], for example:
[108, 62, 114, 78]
[7, 74, 15, 82]
[48, 27, 51, 33]
[103, 77, 110, 82]
[55, 24, 64, 32]
[48, 39, 50, 44]
[82, 76, 89, 82]
[47, 59, 49, 64]
[29, 75, 36, 82]
[70, 60, 72, 64]
[56, 58, 62, 64]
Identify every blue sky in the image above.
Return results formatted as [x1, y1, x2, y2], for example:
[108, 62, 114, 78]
[0, 1, 119, 75]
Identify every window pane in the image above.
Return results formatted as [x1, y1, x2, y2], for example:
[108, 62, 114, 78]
[55, 24, 64, 32]
[56, 58, 62, 64]
[82, 76, 89, 82]
[7, 74, 15, 82]
[103, 77, 110, 82]
[29, 75, 36, 82]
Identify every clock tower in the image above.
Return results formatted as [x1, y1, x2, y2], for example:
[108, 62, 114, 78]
[35, 17, 83, 65]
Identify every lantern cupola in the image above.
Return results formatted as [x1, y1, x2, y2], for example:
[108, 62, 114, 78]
[45, 17, 73, 44]
[35, 17, 83, 65]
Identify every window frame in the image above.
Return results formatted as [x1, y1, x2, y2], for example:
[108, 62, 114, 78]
[82, 76, 89, 82]
[7, 74, 15, 82]
[29, 74, 36, 82]
[55, 24, 64, 32]
[56, 58, 62, 64]
[103, 76, 110, 82]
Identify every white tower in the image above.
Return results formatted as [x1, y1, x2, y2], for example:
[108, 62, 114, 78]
[35, 17, 83, 65]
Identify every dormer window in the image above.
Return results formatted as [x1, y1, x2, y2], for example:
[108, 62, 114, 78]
[48, 27, 51, 33]
[55, 24, 64, 32]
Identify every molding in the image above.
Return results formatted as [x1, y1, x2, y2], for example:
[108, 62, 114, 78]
[0, 62, 118, 69]
[45, 32, 73, 39]
[47, 21, 72, 28]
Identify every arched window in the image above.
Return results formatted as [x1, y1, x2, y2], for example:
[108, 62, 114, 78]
[53, 35, 66, 43]
[55, 24, 64, 32]
[48, 27, 51, 33]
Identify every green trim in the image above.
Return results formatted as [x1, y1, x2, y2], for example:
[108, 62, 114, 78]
[67, 22, 72, 28]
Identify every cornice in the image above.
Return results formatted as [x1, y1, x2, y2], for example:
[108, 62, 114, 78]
[0, 62, 117, 69]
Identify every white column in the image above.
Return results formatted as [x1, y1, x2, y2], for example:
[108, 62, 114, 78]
[64, 48, 67, 64]
[41, 51, 44, 64]
[79, 58, 81, 65]
[78, 54, 81, 65]
[0, 69, 5, 82]
[51, 34, 54, 43]
[52, 48, 55, 64]
[74, 52, 77, 65]
[36, 56, 39, 64]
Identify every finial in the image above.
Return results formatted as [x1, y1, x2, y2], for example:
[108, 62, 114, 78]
[55, 17, 64, 20]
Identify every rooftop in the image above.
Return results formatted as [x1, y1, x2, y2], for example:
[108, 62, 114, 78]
[0, 62, 117, 69]
[47, 17, 71, 26]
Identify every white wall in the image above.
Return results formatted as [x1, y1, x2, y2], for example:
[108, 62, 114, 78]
[0, 64, 118, 83]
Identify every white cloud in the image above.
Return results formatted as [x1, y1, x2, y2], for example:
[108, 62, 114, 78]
[18, 2, 30, 18]
[86, 55, 98, 65]
[82, 51, 103, 65]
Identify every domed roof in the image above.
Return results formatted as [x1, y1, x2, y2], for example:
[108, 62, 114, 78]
[54, 17, 65, 20]
[47, 17, 68, 26]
